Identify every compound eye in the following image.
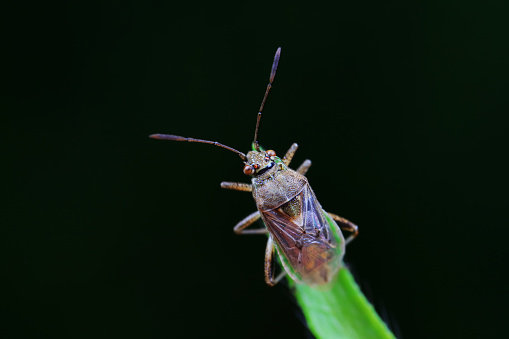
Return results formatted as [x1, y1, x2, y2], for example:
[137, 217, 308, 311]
[243, 165, 254, 175]
[266, 149, 276, 157]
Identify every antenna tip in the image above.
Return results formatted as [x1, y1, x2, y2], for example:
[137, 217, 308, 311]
[270, 47, 281, 83]
[149, 134, 186, 141]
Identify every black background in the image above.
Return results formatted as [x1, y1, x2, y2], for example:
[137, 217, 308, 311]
[2, 1, 508, 338]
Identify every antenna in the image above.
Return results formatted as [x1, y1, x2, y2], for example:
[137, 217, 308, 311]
[149, 134, 247, 161]
[253, 47, 281, 151]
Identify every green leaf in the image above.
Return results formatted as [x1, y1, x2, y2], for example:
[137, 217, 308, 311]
[291, 268, 396, 339]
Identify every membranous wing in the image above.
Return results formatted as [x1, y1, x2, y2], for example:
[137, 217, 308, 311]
[260, 184, 345, 286]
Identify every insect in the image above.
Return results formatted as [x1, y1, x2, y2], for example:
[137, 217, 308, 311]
[150, 47, 358, 287]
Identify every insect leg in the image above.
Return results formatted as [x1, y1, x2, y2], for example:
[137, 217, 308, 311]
[220, 182, 252, 192]
[265, 236, 287, 286]
[233, 211, 268, 235]
[328, 212, 359, 245]
[282, 143, 298, 166]
[296, 159, 312, 175]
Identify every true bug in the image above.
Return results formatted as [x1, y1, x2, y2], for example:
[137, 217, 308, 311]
[150, 47, 358, 287]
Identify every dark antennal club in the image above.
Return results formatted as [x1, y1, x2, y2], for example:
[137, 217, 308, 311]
[253, 47, 281, 151]
[149, 134, 247, 161]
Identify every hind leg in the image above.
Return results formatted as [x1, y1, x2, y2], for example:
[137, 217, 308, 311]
[328, 212, 359, 245]
[264, 236, 287, 286]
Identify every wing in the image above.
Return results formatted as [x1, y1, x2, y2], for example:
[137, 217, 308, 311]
[260, 184, 346, 286]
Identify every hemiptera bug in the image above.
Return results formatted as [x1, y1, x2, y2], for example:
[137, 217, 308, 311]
[150, 47, 358, 287]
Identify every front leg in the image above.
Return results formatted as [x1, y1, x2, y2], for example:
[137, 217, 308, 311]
[283, 144, 312, 176]
[282, 143, 298, 166]
[296, 159, 312, 175]
[221, 182, 252, 192]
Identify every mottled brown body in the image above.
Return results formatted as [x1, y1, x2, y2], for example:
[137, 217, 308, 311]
[236, 148, 350, 286]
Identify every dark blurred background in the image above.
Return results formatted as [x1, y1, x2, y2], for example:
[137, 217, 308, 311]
[2, 1, 508, 338]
